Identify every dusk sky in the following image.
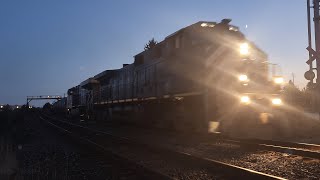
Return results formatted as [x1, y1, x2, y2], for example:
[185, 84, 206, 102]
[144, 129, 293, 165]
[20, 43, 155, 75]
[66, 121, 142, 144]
[0, 0, 310, 105]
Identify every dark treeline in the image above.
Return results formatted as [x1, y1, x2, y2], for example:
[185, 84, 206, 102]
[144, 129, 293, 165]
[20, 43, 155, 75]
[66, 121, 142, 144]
[283, 81, 317, 112]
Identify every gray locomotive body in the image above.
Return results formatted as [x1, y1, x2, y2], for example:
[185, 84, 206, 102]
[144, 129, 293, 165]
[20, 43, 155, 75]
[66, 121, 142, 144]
[64, 20, 283, 133]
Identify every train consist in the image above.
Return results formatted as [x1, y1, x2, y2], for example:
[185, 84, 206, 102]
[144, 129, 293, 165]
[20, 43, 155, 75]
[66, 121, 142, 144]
[53, 19, 284, 133]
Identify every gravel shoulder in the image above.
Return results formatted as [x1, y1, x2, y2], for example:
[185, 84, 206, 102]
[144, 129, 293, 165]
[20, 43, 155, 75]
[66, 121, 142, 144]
[77, 121, 320, 179]
[10, 112, 174, 179]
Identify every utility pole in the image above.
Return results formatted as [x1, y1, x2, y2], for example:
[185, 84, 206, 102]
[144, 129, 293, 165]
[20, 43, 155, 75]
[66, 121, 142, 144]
[292, 73, 295, 85]
[307, 0, 313, 78]
[314, 0, 320, 80]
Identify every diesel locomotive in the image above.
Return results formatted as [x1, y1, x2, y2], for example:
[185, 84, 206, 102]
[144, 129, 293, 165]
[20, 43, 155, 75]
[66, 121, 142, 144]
[55, 19, 284, 134]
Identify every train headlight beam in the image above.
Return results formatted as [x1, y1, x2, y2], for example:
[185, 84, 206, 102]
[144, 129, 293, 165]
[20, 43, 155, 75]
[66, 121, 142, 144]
[274, 77, 284, 84]
[240, 96, 250, 104]
[238, 74, 248, 82]
[272, 98, 282, 106]
[240, 43, 249, 55]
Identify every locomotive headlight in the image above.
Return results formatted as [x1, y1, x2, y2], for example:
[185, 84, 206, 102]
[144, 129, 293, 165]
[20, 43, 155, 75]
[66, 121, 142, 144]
[240, 43, 249, 55]
[272, 98, 282, 106]
[274, 77, 284, 84]
[240, 96, 250, 104]
[238, 74, 248, 82]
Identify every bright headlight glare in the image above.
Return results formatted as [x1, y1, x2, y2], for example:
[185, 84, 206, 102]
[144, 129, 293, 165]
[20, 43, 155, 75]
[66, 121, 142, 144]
[274, 77, 284, 84]
[238, 74, 248, 81]
[272, 98, 282, 105]
[240, 96, 250, 104]
[240, 43, 249, 55]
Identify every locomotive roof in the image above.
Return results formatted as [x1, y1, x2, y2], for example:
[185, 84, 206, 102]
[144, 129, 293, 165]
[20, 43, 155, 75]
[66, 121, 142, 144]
[165, 20, 239, 39]
[80, 77, 99, 88]
[94, 69, 118, 80]
[134, 20, 240, 58]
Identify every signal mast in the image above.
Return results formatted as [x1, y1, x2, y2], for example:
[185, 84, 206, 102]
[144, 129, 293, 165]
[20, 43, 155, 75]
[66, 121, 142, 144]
[306, 0, 320, 113]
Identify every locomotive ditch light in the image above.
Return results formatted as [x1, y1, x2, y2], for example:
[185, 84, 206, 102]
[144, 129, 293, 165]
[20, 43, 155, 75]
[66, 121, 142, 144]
[271, 98, 282, 106]
[238, 74, 248, 82]
[240, 96, 250, 104]
[273, 77, 284, 84]
[240, 43, 249, 55]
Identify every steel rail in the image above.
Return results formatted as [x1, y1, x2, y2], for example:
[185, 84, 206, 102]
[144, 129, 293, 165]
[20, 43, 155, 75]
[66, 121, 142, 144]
[40, 116, 173, 180]
[218, 136, 320, 159]
[41, 114, 285, 180]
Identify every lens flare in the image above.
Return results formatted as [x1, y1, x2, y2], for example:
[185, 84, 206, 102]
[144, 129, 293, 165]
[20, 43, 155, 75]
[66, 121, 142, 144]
[272, 98, 282, 105]
[274, 77, 284, 84]
[240, 96, 250, 104]
[240, 43, 249, 55]
[238, 74, 248, 81]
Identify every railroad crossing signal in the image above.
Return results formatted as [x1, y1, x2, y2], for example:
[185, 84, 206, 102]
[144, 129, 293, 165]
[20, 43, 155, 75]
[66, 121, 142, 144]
[305, 46, 317, 81]
[306, 46, 320, 65]
[305, 70, 316, 80]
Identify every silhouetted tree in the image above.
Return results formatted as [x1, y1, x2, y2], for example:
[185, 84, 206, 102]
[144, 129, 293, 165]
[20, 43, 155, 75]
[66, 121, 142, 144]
[301, 82, 317, 112]
[3, 104, 11, 111]
[283, 80, 304, 107]
[144, 38, 158, 50]
[43, 102, 52, 110]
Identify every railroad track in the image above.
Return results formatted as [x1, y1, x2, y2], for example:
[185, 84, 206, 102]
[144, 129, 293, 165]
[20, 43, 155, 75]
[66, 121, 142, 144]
[41, 114, 284, 180]
[42, 114, 320, 159]
[217, 136, 320, 159]
[40, 116, 172, 180]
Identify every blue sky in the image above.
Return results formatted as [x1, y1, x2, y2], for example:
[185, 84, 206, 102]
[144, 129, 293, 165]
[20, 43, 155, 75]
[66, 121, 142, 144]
[0, 0, 310, 105]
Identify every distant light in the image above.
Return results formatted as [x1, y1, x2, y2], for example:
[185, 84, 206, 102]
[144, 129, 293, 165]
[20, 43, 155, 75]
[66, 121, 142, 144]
[272, 98, 282, 105]
[47, 96, 50, 98]
[274, 77, 284, 84]
[0, 105, 3, 108]
[16, 106, 19, 109]
[240, 96, 250, 104]
[245, 24, 248, 29]
[229, 26, 239, 32]
[201, 23, 208, 27]
[29, 106, 32, 109]
[238, 74, 248, 82]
